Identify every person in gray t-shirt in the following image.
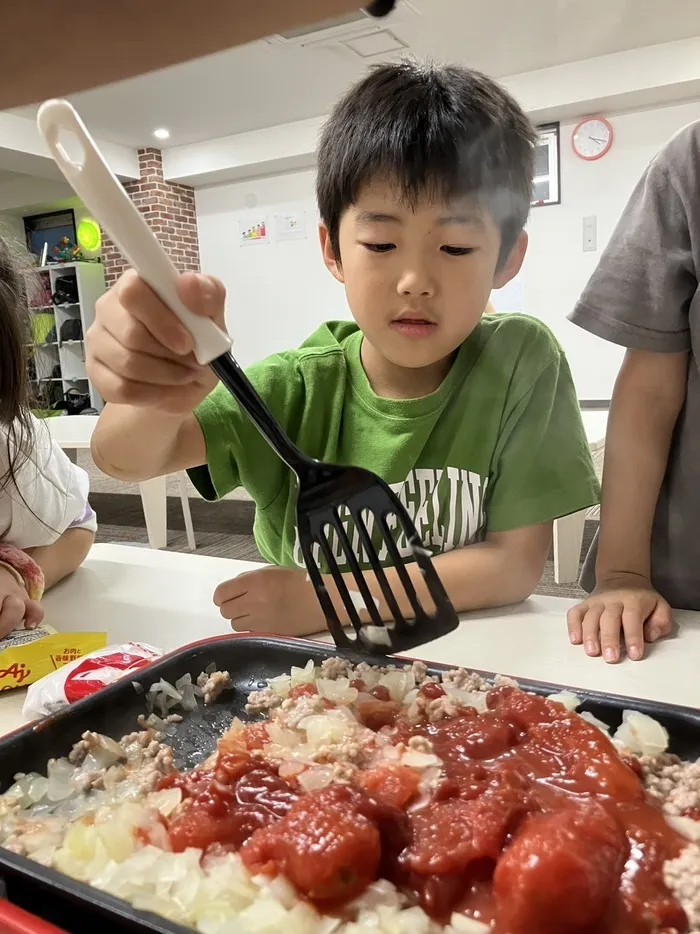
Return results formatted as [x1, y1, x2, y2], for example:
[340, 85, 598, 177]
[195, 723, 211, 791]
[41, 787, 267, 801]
[566, 120, 700, 664]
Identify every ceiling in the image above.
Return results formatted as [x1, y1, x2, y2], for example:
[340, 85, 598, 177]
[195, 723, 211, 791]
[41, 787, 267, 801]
[10, 0, 700, 148]
[0, 169, 34, 185]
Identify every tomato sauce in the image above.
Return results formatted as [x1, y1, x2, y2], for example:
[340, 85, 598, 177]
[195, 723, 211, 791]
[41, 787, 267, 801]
[159, 684, 689, 933]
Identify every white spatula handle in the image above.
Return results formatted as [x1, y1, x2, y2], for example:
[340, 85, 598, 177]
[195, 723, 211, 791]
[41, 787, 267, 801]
[36, 98, 232, 366]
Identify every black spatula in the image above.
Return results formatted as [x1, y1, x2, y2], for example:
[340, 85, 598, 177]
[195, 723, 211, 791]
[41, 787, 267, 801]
[38, 98, 460, 654]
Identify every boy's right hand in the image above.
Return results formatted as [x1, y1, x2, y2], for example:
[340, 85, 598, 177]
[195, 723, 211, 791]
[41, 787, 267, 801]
[87, 270, 227, 415]
[566, 574, 673, 663]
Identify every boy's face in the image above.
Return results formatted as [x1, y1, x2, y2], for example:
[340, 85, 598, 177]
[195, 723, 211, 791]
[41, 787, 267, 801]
[320, 179, 527, 371]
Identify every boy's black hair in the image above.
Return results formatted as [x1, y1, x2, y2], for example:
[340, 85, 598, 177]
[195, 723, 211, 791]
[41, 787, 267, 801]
[316, 60, 536, 266]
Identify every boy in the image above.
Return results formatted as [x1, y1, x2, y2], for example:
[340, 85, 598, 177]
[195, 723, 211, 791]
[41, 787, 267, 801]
[88, 61, 599, 636]
[567, 121, 700, 664]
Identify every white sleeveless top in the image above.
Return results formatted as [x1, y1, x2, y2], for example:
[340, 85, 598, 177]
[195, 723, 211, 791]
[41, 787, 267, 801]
[0, 415, 96, 548]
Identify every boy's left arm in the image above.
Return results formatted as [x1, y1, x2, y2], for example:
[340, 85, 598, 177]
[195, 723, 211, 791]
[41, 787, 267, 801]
[215, 341, 598, 634]
[213, 522, 552, 634]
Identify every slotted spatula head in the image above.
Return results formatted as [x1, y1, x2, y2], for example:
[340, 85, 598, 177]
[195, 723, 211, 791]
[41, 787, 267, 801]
[294, 461, 460, 653]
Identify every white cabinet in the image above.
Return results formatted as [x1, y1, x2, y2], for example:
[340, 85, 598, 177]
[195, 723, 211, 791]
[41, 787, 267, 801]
[27, 261, 105, 413]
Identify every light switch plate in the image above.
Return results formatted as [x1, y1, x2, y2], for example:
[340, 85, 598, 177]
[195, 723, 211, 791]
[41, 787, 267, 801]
[583, 216, 597, 252]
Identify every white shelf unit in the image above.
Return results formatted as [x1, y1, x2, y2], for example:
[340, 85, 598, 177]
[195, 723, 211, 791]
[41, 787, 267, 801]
[27, 262, 105, 413]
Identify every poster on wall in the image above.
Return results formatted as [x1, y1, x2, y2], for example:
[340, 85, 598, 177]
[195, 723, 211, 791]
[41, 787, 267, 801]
[239, 218, 269, 245]
[274, 211, 307, 242]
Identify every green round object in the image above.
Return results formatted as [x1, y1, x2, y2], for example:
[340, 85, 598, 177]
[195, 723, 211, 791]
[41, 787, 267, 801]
[77, 218, 101, 252]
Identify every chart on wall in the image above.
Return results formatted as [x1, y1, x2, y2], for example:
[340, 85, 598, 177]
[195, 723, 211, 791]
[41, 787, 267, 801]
[274, 211, 308, 242]
[239, 218, 269, 245]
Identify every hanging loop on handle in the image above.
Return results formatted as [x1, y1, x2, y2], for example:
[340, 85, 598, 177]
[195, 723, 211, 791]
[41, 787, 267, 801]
[36, 99, 232, 366]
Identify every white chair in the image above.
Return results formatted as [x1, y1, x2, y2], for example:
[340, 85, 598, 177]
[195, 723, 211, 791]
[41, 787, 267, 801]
[46, 415, 196, 551]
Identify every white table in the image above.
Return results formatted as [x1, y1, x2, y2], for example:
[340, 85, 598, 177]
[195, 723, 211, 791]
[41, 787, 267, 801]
[553, 408, 608, 584]
[46, 415, 195, 551]
[0, 544, 695, 735]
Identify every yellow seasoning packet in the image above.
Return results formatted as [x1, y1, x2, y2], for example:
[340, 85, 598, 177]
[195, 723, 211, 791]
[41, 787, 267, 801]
[0, 623, 107, 691]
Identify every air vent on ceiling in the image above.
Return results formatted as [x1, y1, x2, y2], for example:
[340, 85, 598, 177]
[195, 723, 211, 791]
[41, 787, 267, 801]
[267, 1, 418, 48]
[278, 9, 370, 41]
[343, 29, 407, 58]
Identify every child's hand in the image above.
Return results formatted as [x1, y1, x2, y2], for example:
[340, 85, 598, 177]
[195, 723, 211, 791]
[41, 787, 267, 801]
[214, 567, 325, 637]
[566, 575, 673, 663]
[87, 270, 227, 415]
[0, 566, 44, 639]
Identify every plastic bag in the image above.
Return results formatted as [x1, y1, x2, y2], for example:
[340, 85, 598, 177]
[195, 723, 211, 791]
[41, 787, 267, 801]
[22, 641, 163, 720]
[0, 623, 107, 692]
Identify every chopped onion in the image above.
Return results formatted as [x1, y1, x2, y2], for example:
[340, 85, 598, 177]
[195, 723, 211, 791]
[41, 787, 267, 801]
[362, 626, 392, 648]
[266, 724, 299, 748]
[665, 813, 700, 842]
[443, 686, 488, 712]
[316, 678, 358, 705]
[47, 758, 76, 802]
[297, 766, 335, 793]
[613, 710, 669, 757]
[401, 751, 441, 769]
[289, 660, 316, 688]
[147, 787, 182, 817]
[269, 674, 292, 697]
[579, 711, 611, 734]
[278, 761, 306, 779]
[26, 775, 49, 803]
[297, 712, 352, 747]
[378, 671, 408, 702]
[546, 691, 581, 712]
[449, 913, 491, 934]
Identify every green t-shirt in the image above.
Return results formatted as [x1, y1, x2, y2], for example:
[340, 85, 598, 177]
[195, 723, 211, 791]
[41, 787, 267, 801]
[189, 314, 599, 569]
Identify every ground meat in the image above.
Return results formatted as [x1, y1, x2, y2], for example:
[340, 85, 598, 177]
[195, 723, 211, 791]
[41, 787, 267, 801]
[442, 668, 491, 693]
[245, 688, 282, 714]
[409, 661, 429, 684]
[321, 658, 353, 680]
[67, 731, 113, 765]
[426, 695, 462, 722]
[197, 670, 233, 705]
[313, 739, 362, 766]
[664, 843, 700, 931]
[276, 694, 326, 729]
[640, 754, 700, 815]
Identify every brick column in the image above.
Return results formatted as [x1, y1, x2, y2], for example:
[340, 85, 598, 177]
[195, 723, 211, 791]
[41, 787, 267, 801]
[102, 148, 200, 288]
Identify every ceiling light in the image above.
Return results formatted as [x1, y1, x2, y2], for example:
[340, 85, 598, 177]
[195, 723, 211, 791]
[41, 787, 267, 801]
[153, 128, 170, 140]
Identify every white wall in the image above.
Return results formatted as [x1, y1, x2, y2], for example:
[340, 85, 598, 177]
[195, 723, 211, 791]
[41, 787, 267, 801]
[196, 99, 700, 396]
[196, 170, 349, 368]
[521, 98, 700, 398]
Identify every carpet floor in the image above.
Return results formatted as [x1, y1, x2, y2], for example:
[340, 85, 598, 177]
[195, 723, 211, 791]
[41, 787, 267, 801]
[92, 492, 593, 601]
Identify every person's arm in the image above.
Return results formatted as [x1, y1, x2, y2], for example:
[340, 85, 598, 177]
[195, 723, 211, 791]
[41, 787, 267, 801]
[214, 523, 554, 636]
[566, 350, 686, 662]
[92, 406, 206, 482]
[596, 349, 687, 583]
[330, 522, 553, 619]
[25, 527, 95, 590]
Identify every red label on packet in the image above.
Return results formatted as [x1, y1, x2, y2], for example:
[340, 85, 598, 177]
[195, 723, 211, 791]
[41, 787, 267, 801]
[63, 648, 161, 703]
[22, 642, 163, 720]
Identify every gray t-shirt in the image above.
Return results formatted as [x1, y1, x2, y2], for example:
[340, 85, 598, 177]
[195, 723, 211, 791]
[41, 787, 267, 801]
[569, 120, 700, 608]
